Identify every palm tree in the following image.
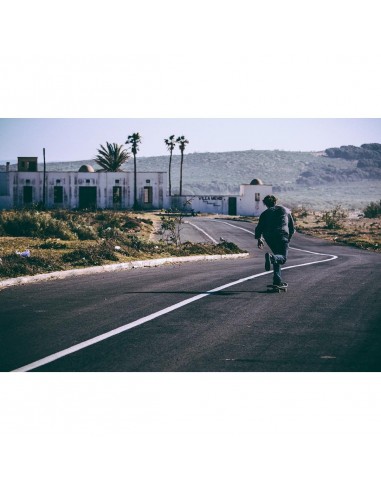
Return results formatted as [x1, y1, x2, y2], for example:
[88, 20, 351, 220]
[176, 135, 189, 196]
[125, 132, 142, 210]
[164, 135, 176, 196]
[94, 142, 130, 171]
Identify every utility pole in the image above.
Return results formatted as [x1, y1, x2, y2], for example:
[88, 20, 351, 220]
[43, 148, 46, 207]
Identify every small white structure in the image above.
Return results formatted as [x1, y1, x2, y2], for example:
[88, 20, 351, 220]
[176, 179, 272, 216]
[0, 159, 272, 216]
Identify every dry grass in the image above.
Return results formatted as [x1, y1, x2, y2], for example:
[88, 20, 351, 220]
[0, 210, 245, 280]
[215, 209, 381, 252]
[292, 209, 380, 252]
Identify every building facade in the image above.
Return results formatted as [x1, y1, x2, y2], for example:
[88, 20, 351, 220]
[0, 167, 167, 211]
[0, 160, 272, 216]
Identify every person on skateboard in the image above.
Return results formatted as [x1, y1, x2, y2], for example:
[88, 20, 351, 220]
[255, 195, 295, 287]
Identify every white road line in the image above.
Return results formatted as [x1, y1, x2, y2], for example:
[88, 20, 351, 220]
[217, 220, 334, 255]
[185, 221, 218, 243]
[12, 222, 338, 372]
[219, 220, 256, 235]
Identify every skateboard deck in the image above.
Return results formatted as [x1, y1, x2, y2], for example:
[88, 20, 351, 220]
[267, 283, 288, 293]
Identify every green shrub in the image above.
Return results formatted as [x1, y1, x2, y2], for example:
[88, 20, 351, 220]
[98, 226, 125, 241]
[0, 252, 63, 278]
[39, 239, 68, 250]
[178, 240, 245, 256]
[51, 209, 74, 221]
[69, 223, 98, 240]
[322, 206, 347, 229]
[292, 207, 308, 220]
[140, 218, 153, 225]
[126, 235, 144, 251]
[363, 200, 381, 218]
[62, 241, 119, 266]
[0, 210, 76, 239]
[216, 241, 243, 253]
[123, 217, 141, 230]
[96, 213, 124, 229]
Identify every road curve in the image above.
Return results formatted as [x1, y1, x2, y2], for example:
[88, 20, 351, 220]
[1, 217, 380, 372]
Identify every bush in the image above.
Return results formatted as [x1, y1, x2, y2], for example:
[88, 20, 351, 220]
[291, 207, 308, 225]
[321, 206, 347, 229]
[217, 241, 243, 253]
[69, 223, 98, 240]
[140, 218, 153, 225]
[179, 240, 245, 256]
[39, 239, 68, 250]
[95, 212, 124, 229]
[123, 218, 141, 230]
[0, 210, 76, 239]
[61, 241, 119, 266]
[98, 226, 125, 241]
[363, 200, 381, 218]
[0, 252, 63, 278]
[51, 209, 74, 221]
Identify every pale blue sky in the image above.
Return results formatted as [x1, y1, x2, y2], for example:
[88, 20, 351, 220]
[1, 118, 380, 163]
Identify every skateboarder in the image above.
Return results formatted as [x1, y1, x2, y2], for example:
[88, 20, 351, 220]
[255, 195, 295, 287]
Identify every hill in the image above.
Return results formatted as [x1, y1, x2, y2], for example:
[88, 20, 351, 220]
[1, 146, 380, 210]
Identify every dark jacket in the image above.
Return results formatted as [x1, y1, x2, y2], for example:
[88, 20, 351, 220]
[255, 205, 295, 242]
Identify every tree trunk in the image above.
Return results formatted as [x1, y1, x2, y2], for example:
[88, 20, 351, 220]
[133, 154, 138, 210]
[168, 150, 172, 197]
[179, 151, 184, 196]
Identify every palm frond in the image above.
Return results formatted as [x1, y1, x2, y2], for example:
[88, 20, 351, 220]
[94, 141, 130, 171]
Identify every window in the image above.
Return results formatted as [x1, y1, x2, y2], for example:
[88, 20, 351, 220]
[0, 174, 9, 196]
[113, 186, 122, 205]
[144, 186, 153, 204]
[146, 179, 151, 184]
[54, 186, 63, 204]
[23, 186, 33, 204]
[255, 193, 261, 202]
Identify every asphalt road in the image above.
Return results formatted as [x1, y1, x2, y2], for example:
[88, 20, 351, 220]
[1, 217, 380, 372]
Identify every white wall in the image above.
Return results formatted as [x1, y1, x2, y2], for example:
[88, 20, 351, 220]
[1, 171, 168, 210]
[237, 184, 273, 216]
[175, 195, 229, 215]
[175, 185, 273, 216]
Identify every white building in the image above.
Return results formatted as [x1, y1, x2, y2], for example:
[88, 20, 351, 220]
[0, 163, 168, 211]
[176, 179, 272, 216]
[0, 160, 272, 216]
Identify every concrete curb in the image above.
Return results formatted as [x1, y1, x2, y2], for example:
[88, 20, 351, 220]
[0, 253, 250, 290]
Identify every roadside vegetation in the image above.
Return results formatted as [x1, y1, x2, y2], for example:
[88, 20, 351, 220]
[363, 199, 381, 218]
[292, 202, 381, 252]
[0, 209, 245, 280]
[1, 200, 379, 280]
[214, 201, 381, 252]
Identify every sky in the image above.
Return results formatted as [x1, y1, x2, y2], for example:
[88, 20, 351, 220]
[1, 118, 380, 163]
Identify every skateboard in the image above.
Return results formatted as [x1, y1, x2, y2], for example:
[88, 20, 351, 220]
[267, 283, 288, 293]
